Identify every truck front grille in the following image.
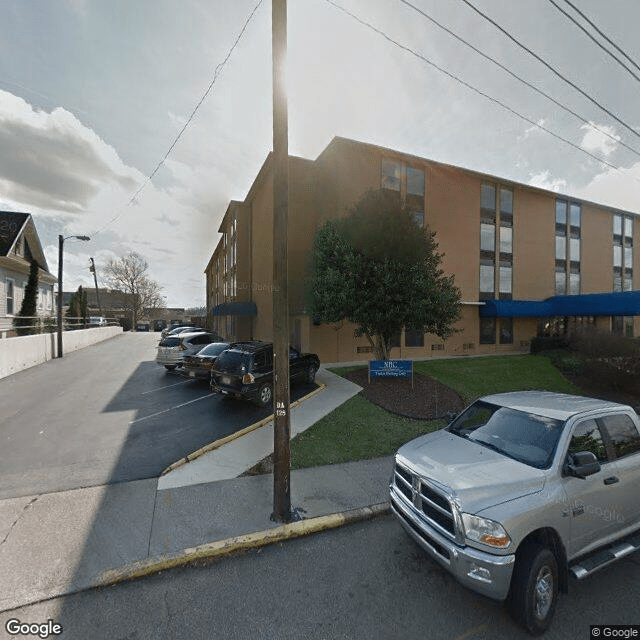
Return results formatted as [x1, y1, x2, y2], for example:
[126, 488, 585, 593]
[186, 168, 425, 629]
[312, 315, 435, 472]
[393, 462, 456, 539]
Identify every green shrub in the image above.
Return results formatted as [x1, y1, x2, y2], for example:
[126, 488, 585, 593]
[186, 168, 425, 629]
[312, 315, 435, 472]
[530, 336, 568, 354]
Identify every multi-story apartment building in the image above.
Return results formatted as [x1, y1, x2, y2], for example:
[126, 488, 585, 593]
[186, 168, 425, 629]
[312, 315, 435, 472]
[205, 137, 639, 364]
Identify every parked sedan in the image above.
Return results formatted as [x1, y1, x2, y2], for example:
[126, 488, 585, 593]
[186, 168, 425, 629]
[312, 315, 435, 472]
[181, 342, 230, 380]
[161, 325, 203, 339]
[156, 332, 218, 370]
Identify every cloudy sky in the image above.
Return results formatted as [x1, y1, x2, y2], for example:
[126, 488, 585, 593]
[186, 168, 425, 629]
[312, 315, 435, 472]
[1, 0, 639, 308]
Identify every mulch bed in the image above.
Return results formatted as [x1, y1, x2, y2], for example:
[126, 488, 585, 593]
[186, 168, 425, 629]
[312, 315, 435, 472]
[343, 368, 465, 420]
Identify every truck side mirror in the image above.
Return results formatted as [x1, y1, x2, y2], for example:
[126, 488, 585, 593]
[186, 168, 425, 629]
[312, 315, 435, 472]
[565, 451, 601, 479]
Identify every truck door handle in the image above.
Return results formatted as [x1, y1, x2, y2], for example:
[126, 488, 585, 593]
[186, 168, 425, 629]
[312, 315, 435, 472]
[603, 476, 619, 485]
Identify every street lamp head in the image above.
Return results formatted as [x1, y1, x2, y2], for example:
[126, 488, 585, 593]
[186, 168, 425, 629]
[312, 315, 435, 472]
[75, 235, 91, 242]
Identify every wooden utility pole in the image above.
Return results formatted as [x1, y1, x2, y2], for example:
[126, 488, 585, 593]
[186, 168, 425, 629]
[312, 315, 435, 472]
[271, 0, 291, 523]
[89, 257, 104, 317]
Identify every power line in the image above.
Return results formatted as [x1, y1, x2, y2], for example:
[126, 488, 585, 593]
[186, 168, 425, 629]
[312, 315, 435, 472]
[547, 0, 640, 84]
[458, 0, 640, 143]
[560, 0, 640, 74]
[325, 0, 632, 177]
[92, 0, 264, 238]
[397, 0, 640, 159]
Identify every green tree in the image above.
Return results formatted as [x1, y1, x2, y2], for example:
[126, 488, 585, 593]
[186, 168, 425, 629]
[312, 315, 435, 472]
[308, 189, 461, 361]
[13, 260, 39, 335]
[66, 285, 87, 328]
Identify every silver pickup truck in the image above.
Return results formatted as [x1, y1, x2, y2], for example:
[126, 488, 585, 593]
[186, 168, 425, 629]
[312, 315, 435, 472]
[389, 391, 640, 635]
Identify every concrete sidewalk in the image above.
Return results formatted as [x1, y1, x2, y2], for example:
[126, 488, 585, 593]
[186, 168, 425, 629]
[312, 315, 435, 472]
[0, 368, 393, 613]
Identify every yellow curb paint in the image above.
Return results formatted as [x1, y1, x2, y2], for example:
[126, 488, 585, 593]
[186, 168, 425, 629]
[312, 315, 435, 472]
[160, 382, 326, 475]
[97, 502, 389, 587]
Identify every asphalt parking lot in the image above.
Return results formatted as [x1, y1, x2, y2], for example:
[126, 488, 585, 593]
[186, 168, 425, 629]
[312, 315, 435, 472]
[0, 332, 318, 499]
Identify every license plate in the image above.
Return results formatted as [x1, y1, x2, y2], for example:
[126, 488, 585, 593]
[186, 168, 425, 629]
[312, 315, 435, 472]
[189, 371, 196, 378]
[222, 376, 231, 385]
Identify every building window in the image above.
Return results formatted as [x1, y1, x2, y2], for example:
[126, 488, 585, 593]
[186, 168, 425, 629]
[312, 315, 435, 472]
[6, 278, 14, 315]
[555, 199, 580, 295]
[500, 226, 512, 254]
[480, 259, 495, 300]
[480, 223, 495, 252]
[499, 317, 513, 344]
[613, 213, 633, 293]
[381, 158, 401, 191]
[381, 158, 425, 227]
[625, 317, 634, 338]
[480, 317, 496, 344]
[404, 327, 424, 347]
[612, 316, 623, 336]
[499, 262, 512, 299]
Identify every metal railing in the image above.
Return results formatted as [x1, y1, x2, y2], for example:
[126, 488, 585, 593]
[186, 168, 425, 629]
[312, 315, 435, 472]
[1, 316, 120, 338]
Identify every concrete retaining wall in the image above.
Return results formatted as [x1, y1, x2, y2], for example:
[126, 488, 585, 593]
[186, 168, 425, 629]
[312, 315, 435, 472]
[0, 326, 123, 379]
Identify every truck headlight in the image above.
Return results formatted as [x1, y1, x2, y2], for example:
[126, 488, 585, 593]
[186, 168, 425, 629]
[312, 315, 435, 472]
[461, 513, 511, 549]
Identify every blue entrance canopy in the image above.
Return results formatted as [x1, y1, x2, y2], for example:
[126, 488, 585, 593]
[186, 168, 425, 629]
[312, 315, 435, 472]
[479, 291, 640, 318]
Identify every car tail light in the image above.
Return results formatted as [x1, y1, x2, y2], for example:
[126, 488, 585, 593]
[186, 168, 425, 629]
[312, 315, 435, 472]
[242, 373, 255, 384]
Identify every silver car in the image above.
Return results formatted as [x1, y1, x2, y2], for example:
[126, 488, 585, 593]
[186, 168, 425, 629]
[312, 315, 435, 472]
[156, 332, 217, 371]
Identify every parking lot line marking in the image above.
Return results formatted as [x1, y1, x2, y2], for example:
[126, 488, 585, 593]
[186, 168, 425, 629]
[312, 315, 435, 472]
[142, 380, 192, 395]
[129, 394, 213, 424]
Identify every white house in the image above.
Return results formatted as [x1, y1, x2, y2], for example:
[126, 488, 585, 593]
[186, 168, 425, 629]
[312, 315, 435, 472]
[0, 211, 57, 333]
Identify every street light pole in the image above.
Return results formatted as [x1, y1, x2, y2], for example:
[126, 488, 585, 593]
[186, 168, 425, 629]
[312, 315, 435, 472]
[57, 234, 90, 358]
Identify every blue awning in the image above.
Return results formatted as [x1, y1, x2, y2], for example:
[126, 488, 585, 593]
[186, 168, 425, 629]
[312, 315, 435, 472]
[479, 291, 640, 318]
[211, 302, 257, 317]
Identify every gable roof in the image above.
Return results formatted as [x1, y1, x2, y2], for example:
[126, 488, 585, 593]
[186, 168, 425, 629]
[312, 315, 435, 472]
[0, 211, 29, 257]
[0, 211, 52, 275]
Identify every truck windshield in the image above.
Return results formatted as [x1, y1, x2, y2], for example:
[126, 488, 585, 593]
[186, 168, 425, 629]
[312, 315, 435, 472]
[448, 401, 564, 469]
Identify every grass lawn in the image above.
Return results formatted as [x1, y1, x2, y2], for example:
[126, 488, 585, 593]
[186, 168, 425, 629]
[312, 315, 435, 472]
[412, 354, 581, 404]
[290, 354, 581, 469]
[291, 394, 441, 470]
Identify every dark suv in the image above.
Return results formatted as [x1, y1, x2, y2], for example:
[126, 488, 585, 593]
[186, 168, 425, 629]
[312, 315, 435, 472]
[210, 341, 320, 407]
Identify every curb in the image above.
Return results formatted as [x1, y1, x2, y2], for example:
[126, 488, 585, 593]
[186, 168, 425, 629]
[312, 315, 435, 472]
[96, 502, 390, 587]
[161, 382, 327, 476]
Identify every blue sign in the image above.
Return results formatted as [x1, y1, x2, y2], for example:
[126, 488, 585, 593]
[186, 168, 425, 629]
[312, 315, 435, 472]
[369, 360, 413, 386]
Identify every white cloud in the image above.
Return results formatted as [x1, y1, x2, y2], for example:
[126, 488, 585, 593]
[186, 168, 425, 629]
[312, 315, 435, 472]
[0, 90, 216, 306]
[528, 170, 567, 193]
[579, 122, 620, 159]
[574, 163, 640, 214]
[0, 91, 139, 213]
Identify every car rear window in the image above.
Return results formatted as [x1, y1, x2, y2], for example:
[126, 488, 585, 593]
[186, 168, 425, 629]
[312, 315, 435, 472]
[160, 337, 180, 347]
[215, 350, 252, 373]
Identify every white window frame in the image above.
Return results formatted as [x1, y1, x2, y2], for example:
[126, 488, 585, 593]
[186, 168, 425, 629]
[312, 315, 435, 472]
[6, 278, 15, 316]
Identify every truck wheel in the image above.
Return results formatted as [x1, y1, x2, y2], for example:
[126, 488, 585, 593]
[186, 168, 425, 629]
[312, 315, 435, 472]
[164, 365, 177, 371]
[256, 384, 273, 407]
[507, 542, 558, 636]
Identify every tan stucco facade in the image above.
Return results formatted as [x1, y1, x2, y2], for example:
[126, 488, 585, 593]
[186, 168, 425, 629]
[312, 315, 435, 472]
[205, 137, 639, 364]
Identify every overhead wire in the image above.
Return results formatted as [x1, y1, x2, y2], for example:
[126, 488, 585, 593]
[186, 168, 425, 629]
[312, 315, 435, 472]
[325, 0, 634, 178]
[91, 0, 264, 239]
[547, 0, 640, 84]
[458, 0, 640, 143]
[397, 0, 640, 159]
[560, 0, 640, 74]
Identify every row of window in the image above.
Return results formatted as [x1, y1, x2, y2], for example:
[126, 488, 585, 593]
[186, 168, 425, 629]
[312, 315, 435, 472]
[613, 213, 633, 293]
